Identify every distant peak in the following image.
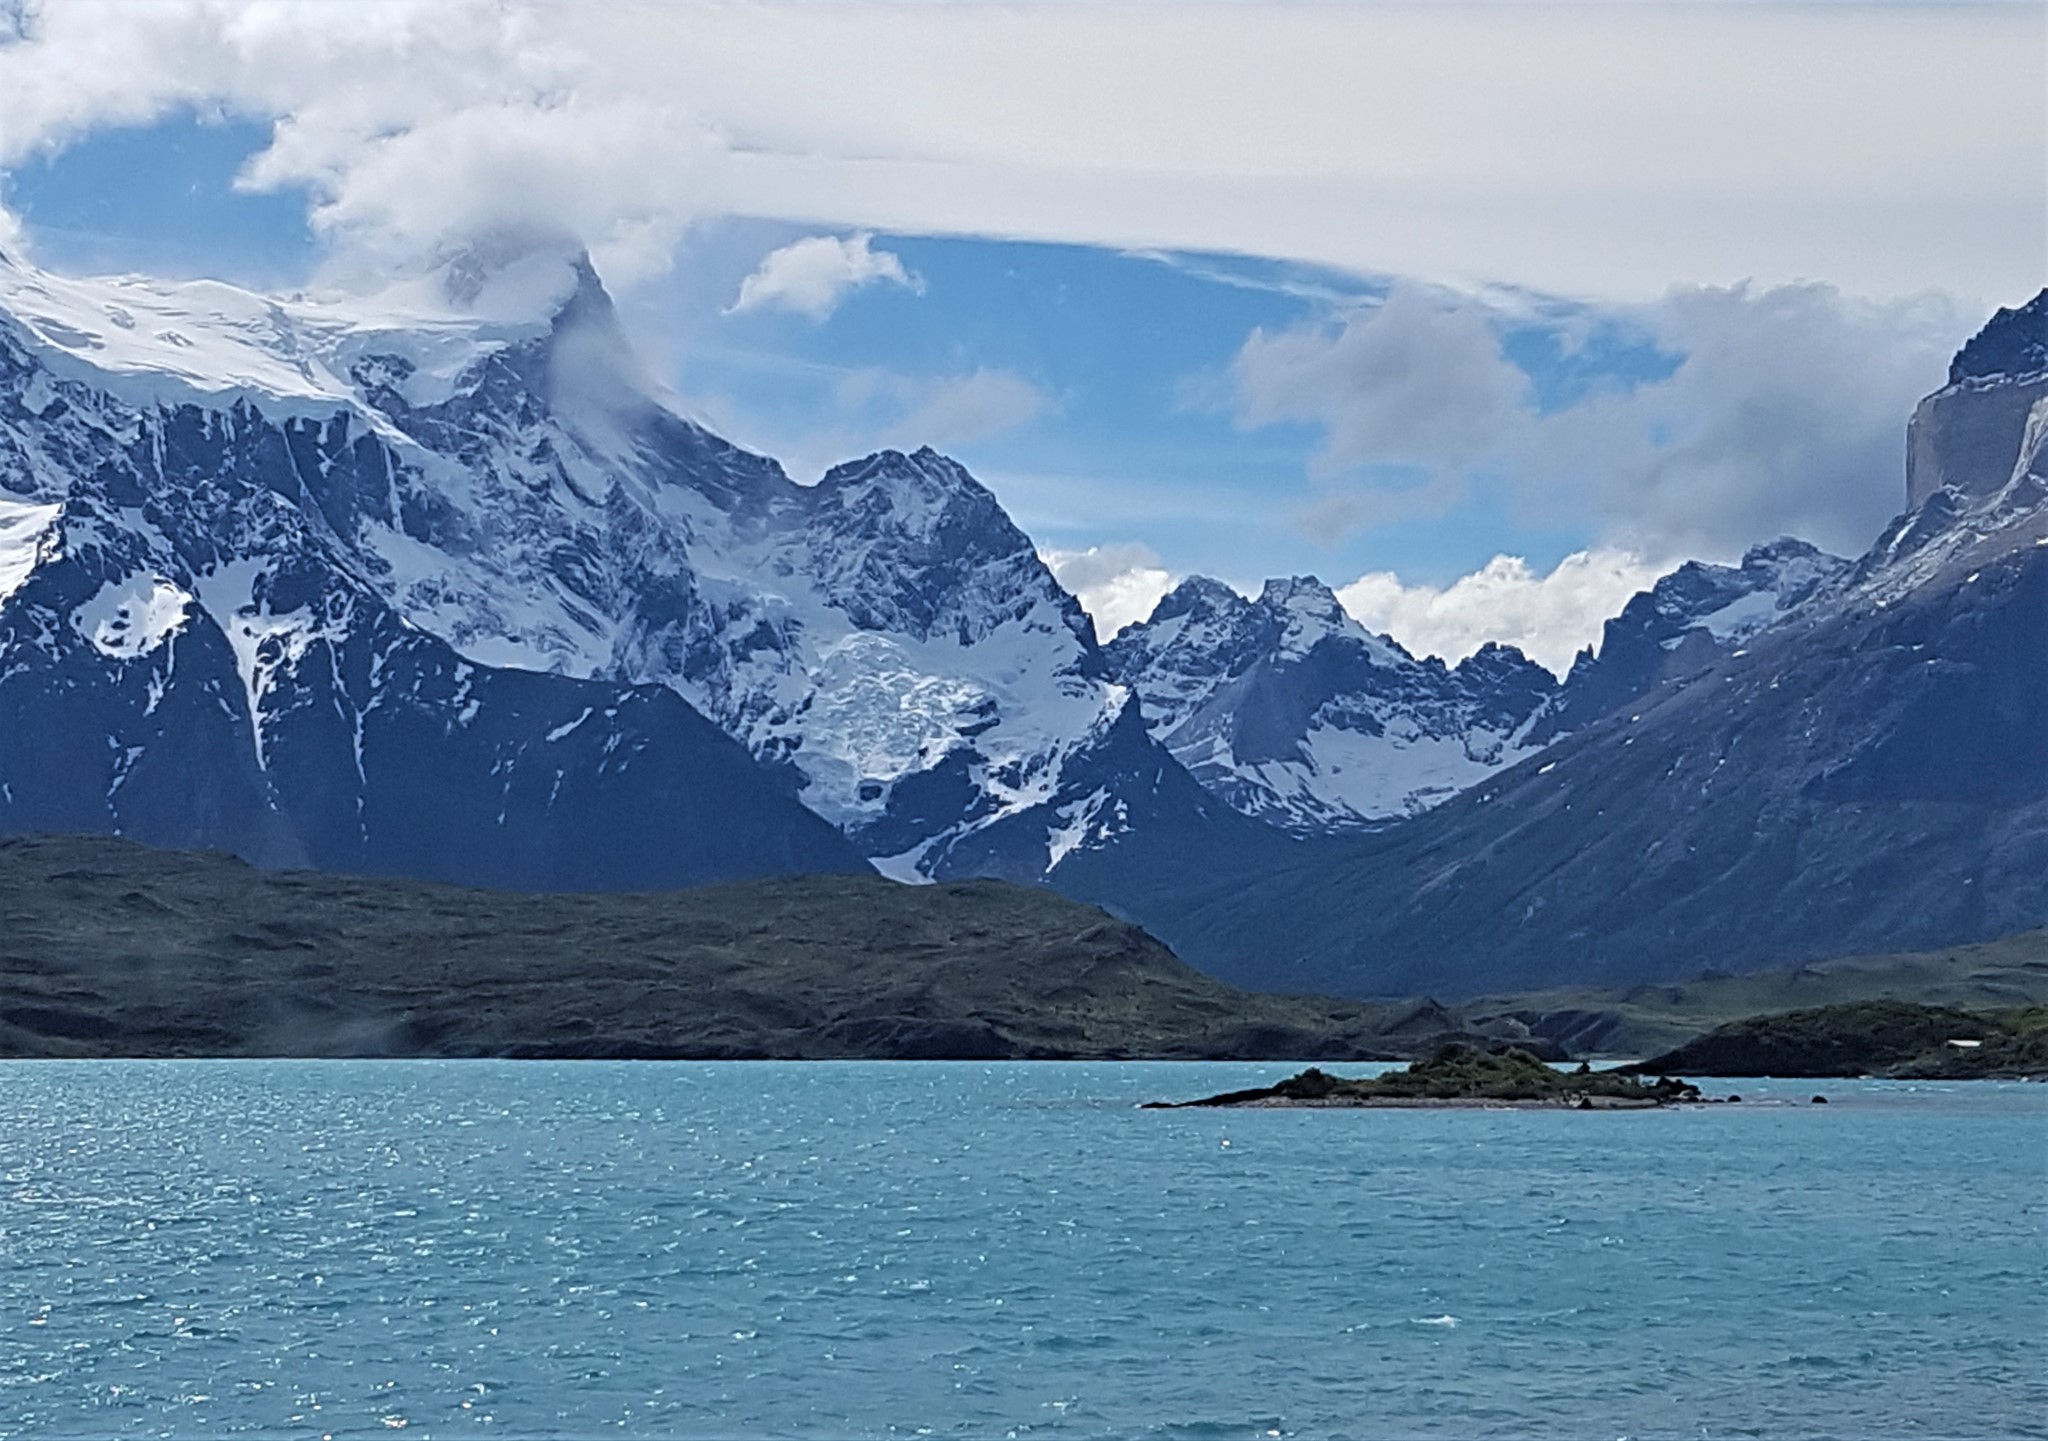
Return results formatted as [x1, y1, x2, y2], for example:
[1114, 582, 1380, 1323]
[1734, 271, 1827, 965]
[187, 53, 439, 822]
[1256, 574, 1340, 607]
[813, 448, 1004, 521]
[1143, 575, 1250, 627]
[1739, 536, 1826, 568]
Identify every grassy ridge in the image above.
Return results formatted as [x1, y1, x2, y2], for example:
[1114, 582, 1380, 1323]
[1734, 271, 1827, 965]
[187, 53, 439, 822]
[1623, 1001, 2048, 1079]
[4, 833, 2045, 1065]
[1464, 932, 2048, 1058]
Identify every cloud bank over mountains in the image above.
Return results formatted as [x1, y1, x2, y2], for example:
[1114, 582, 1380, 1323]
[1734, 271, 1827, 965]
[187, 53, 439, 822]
[0, 1, 2035, 303]
[1045, 541, 1660, 676]
[1335, 550, 1663, 676]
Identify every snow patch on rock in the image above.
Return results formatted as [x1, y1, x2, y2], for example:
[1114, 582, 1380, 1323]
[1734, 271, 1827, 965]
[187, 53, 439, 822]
[72, 572, 194, 658]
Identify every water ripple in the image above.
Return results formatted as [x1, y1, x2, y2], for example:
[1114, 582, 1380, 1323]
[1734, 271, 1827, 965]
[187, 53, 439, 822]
[0, 1062, 2041, 1439]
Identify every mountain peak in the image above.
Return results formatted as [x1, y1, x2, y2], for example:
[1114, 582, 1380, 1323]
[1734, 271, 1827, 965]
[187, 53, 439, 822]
[816, 447, 997, 511]
[1145, 576, 1252, 627]
[432, 233, 602, 322]
[1739, 536, 1825, 567]
[1256, 574, 1344, 613]
[1949, 290, 2048, 386]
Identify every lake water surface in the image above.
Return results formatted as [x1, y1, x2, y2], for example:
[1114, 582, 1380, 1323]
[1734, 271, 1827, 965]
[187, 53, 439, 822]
[1, 1061, 2042, 1439]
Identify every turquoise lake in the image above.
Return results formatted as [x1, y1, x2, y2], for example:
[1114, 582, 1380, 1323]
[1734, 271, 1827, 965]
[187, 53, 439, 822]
[1, 1061, 2042, 1439]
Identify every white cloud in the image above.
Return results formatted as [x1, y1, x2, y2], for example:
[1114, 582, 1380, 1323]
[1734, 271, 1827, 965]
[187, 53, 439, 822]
[1337, 549, 1665, 676]
[0, 2, 2036, 303]
[1230, 281, 1977, 562]
[728, 233, 920, 319]
[1040, 543, 1176, 643]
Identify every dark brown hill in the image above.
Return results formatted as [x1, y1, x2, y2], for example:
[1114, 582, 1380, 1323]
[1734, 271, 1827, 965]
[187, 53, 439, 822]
[0, 834, 1412, 1060]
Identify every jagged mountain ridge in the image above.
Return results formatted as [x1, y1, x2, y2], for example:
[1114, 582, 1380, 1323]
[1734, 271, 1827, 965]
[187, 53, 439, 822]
[1523, 538, 1851, 746]
[1103, 542, 1852, 834]
[0, 383, 866, 888]
[6, 240, 2027, 977]
[1104, 574, 1558, 832]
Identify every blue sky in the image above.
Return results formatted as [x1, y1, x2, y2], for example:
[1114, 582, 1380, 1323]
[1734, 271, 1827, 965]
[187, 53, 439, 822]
[0, 2, 2030, 663]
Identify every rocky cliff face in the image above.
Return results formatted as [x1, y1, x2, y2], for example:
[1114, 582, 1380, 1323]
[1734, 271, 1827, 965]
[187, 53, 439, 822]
[1906, 291, 2048, 509]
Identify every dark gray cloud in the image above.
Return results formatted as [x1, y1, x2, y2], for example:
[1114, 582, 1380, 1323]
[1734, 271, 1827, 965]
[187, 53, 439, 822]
[1230, 281, 1977, 563]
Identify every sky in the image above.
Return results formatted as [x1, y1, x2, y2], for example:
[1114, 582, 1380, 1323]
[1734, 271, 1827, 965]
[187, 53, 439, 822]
[0, 0, 2039, 670]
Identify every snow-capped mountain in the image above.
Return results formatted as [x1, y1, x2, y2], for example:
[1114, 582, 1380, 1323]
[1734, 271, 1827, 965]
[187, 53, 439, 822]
[9, 236, 2030, 953]
[1105, 574, 1558, 832]
[0, 345, 865, 887]
[1104, 291, 2048, 997]
[0, 246, 1222, 883]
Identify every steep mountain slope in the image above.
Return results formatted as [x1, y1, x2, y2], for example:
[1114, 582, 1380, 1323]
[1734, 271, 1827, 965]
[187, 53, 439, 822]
[0, 247, 1252, 883]
[1105, 575, 1557, 831]
[1091, 294, 2048, 996]
[1526, 538, 1851, 744]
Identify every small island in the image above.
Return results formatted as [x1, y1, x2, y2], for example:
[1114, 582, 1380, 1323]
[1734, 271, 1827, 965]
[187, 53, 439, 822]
[1145, 1045, 1706, 1109]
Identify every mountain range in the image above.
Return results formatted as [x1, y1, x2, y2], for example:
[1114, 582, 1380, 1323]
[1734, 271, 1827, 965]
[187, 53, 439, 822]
[1, 243, 2040, 995]
[1066, 291, 2048, 994]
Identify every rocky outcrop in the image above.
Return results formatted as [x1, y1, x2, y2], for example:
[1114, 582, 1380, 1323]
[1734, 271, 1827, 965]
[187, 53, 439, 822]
[1144, 1048, 1705, 1108]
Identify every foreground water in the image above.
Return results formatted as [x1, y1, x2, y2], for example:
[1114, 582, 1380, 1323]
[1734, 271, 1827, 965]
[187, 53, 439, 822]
[1, 1063, 2042, 1439]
